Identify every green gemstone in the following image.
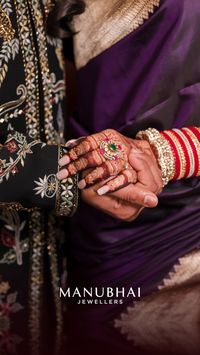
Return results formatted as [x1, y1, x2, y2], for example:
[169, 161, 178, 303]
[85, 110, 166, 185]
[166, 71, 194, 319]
[109, 143, 117, 151]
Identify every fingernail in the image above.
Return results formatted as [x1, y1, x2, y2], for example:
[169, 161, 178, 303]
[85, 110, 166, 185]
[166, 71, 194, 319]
[97, 186, 110, 195]
[65, 139, 77, 148]
[65, 136, 86, 148]
[144, 194, 158, 207]
[56, 169, 69, 180]
[78, 179, 86, 189]
[59, 155, 70, 166]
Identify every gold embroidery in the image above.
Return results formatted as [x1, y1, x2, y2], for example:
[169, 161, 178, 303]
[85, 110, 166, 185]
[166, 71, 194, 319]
[115, 250, 200, 354]
[28, 211, 45, 355]
[28, 0, 58, 144]
[73, 0, 161, 69]
[0, 4, 15, 41]
[47, 214, 63, 355]
[14, 0, 40, 139]
[43, 0, 55, 19]
[0, 202, 36, 212]
[0, 132, 40, 183]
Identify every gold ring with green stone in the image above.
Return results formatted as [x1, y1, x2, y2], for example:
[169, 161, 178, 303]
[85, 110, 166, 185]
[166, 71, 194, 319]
[99, 138, 123, 161]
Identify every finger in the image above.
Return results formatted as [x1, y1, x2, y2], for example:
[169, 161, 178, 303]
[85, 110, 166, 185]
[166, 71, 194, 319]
[129, 149, 162, 193]
[136, 151, 163, 193]
[62, 128, 129, 165]
[59, 134, 104, 167]
[67, 133, 106, 161]
[59, 136, 96, 166]
[110, 184, 158, 208]
[57, 149, 107, 180]
[78, 159, 126, 189]
[81, 186, 143, 221]
[97, 169, 137, 195]
[133, 146, 163, 193]
[65, 136, 86, 149]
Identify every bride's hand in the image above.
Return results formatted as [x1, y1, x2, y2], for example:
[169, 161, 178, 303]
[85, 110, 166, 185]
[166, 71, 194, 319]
[56, 129, 162, 193]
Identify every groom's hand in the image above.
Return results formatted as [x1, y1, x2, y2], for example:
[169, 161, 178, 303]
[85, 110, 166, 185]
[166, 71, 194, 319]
[82, 148, 162, 221]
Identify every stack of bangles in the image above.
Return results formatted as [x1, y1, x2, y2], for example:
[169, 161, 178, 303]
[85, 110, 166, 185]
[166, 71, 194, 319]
[136, 127, 200, 186]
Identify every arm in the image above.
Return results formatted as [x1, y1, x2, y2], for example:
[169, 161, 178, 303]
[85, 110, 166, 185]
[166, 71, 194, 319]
[0, 131, 78, 216]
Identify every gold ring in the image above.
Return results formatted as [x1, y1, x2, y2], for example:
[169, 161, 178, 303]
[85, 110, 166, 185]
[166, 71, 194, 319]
[99, 138, 123, 161]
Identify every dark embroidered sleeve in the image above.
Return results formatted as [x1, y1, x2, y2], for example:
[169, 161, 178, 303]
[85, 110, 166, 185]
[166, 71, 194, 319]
[0, 132, 78, 216]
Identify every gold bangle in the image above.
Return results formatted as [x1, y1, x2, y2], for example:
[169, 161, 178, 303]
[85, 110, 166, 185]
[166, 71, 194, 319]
[136, 128, 175, 186]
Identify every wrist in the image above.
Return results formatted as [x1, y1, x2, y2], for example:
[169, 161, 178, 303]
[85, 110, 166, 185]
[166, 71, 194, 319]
[136, 128, 175, 186]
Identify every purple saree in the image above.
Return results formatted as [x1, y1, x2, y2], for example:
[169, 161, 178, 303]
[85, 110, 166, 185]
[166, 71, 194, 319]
[66, 0, 200, 354]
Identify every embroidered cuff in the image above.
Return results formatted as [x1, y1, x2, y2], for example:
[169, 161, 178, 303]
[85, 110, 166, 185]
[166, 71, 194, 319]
[55, 146, 79, 217]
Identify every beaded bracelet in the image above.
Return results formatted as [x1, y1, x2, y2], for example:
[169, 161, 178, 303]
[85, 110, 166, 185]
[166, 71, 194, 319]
[136, 127, 200, 186]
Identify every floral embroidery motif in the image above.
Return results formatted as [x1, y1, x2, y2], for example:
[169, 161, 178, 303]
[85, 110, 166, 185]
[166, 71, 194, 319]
[0, 1, 19, 88]
[0, 277, 23, 355]
[59, 177, 75, 210]
[55, 146, 79, 216]
[0, 210, 26, 265]
[0, 132, 40, 183]
[0, 238, 29, 265]
[34, 174, 58, 199]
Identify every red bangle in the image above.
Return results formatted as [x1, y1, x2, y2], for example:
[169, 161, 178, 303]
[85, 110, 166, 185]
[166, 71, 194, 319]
[162, 127, 200, 180]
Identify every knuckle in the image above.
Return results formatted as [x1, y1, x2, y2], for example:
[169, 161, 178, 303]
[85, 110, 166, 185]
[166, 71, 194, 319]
[74, 157, 87, 170]
[85, 174, 93, 184]
[69, 148, 78, 161]
[68, 163, 77, 175]
[125, 192, 137, 204]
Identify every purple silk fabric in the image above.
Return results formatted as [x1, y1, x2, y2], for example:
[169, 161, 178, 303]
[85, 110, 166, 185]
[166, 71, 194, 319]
[66, 0, 200, 353]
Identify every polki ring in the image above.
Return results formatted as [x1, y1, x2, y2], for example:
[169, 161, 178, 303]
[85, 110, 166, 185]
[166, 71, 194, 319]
[99, 138, 123, 161]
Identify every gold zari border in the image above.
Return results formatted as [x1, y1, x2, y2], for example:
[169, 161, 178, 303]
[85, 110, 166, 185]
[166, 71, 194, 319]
[73, 0, 161, 69]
